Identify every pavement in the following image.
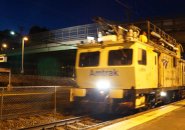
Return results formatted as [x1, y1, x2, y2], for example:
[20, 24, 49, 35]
[129, 106, 185, 130]
[99, 99, 185, 130]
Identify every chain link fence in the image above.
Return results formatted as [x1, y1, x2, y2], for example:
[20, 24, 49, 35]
[0, 86, 71, 120]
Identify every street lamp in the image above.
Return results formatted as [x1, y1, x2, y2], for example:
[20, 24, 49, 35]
[10, 31, 15, 36]
[21, 36, 28, 74]
[1, 43, 8, 51]
[2, 43, 8, 49]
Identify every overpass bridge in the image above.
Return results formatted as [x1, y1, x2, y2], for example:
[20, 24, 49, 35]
[6, 18, 185, 56]
[7, 24, 99, 56]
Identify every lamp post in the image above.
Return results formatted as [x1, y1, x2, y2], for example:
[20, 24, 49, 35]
[21, 36, 28, 74]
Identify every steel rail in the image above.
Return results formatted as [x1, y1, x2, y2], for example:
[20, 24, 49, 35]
[19, 116, 87, 130]
[19, 114, 112, 130]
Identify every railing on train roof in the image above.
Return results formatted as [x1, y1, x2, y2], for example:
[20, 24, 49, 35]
[29, 24, 100, 45]
[147, 21, 178, 46]
[123, 20, 179, 46]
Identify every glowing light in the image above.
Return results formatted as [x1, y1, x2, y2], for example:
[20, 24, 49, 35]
[10, 31, 15, 35]
[23, 36, 28, 41]
[160, 91, 167, 97]
[96, 80, 110, 90]
[2, 43, 7, 48]
[87, 36, 95, 43]
[100, 90, 105, 94]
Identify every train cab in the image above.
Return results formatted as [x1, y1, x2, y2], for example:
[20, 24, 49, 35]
[70, 21, 185, 113]
[70, 39, 156, 111]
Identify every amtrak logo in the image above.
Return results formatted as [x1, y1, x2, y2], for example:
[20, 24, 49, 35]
[161, 58, 168, 68]
[90, 69, 119, 76]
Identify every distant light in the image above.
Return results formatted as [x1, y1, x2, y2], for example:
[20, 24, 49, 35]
[10, 31, 15, 35]
[23, 36, 28, 41]
[2, 43, 7, 48]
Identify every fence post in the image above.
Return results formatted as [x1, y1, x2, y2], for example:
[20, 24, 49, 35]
[7, 70, 12, 91]
[54, 86, 56, 115]
[1, 88, 4, 121]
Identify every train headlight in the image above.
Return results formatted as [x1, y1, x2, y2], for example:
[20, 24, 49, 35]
[96, 80, 110, 90]
[160, 91, 167, 97]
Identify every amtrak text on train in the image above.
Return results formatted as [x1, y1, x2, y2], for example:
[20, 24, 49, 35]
[89, 69, 119, 76]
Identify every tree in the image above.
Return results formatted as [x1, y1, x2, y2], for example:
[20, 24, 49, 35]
[29, 26, 49, 35]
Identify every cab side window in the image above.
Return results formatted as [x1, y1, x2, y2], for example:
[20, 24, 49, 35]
[138, 48, 147, 65]
[173, 57, 177, 68]
[79, 52, 99, 67]
[108, 49, 133, 66]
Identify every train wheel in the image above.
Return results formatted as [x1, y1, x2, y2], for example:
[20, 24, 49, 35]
[146, 94, 156, 109]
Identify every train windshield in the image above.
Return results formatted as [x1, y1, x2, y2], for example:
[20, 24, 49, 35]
[108, 49, 133, 66]
[79, 51, 100, 67]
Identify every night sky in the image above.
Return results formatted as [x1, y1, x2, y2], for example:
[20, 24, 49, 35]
[0, 0, 185, 34]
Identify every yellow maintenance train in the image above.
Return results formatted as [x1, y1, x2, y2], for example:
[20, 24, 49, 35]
[70, 19, 185, 113]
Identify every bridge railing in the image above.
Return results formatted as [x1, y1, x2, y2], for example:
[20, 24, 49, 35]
[29, 24, 99, 45]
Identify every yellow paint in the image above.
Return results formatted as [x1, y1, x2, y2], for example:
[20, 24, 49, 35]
[71, 88, 86, 97]
[135, 44, 158, 89]
[135, 96, 146, 108]
[109, 89, 124, 98]
[139, 34, 148, 43]
[99, 100, 185, 130]
[76, 43, 136, 90]
[75, 42, 160, 90]
[70, 88, 86, 101]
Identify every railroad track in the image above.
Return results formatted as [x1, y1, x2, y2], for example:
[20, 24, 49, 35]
[20, 115, 110, 130]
